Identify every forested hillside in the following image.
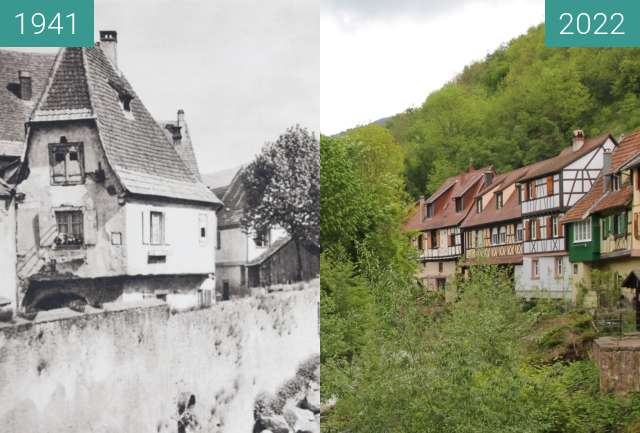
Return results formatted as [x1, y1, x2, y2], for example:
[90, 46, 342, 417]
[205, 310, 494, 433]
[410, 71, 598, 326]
[385, 24, 640, 197]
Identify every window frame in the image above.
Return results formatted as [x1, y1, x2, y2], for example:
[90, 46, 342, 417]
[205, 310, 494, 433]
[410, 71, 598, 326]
[425, 203, 433, 219]
[476, 197, 482, 214]
[48, 142, 85, 185]
[516, 223, 523, 242]
[531, 259, 539, 279]
[455, 197, 463, 213]
[495, 191, 503, 209]
[149, 211, 165, 245]
[574, 219, 591, 243]
[54, 210, 84, 248]
[554, 257, 563, 278]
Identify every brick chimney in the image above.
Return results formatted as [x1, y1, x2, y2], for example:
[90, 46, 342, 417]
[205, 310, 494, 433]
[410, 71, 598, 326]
[177, 109, 185, 127]
[99, 30, 118, 70]
[18, 71, 32, 100]
[572, 129, 585, 151]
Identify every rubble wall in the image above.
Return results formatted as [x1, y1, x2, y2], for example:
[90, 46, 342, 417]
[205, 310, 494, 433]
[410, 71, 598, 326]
[0, 286, 319, 433]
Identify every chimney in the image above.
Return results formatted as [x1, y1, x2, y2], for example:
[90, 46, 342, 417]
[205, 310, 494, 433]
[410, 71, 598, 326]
[177, 109, 185, 127]
[572, 129, 585, 151]
[99, 30, 118, 70]
[18, 71, 32, 100]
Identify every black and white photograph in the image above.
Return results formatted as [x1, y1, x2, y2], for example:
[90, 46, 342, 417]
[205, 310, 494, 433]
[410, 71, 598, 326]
[0, 1, 319, 432]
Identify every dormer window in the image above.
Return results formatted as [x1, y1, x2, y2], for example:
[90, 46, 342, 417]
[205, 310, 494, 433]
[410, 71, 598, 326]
[516, 185, 522, 204]
[476, 197, 482, 213]
[108, 78, 135, 117]
[455, 197, 463, 212]
[495, 192, 503, 209]
[49, 141, 85, 185]
[165, 124, 183, 145]
[425, 203, 433, 219]
[612, 174, 621, 191]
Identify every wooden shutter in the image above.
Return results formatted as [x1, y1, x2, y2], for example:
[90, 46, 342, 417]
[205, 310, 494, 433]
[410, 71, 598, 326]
[426, 232, 432, 249]
[547, 176, 554, 195]
[524, 183, 529, 201]
[525, 221, 531, 241]
[559, 219, 564, 238]
[635, 213, 640, 240]
[547, 216, 553, 239]
[530, 181, 537, 199]
[83, 209, 98, 245]
[535, 219, 541, 239]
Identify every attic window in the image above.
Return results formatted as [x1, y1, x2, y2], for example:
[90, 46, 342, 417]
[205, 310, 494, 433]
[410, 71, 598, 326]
[165, 124, 183, 145]
[612, 174, 621, 191]
[495, 192, 503, 209]
[425, 203, 433, 219]
[455, 197, 463, 213]
[108, 78, 135, 115]
[49, 142, 85, 185]
[476, 197, 482, 213]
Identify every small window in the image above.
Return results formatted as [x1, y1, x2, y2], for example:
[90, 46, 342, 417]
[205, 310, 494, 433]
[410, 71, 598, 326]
[552, 216, 559, 238]
[612, 174, 621, 192]
[49, 142, 85, 185]
[111, 232, 122, 245]
[417, 234, 423, 250]
[438, 262, 443, 273]
[150, 211, 165, 245]
[491, 227, 499, 245]
[574, 219, 591, 243]
[555, 257, 563, 278]
[495, 192, 503, 209]
[455, 197, 463, 212]
[199, 213, 208, 244]
[516, 223, 523, 242]
[531, 259, 539, 279]
[476, 197, 482, 213]
[254, 228, 270, 247]
[55, 210, 84, 247]
[216, 230, 221, 250]
[431, 230, 439, 249]
[573, 264, 579, 275]
[531, 219, 538, 240]
[425, 203, 433, 219]
[516, 185, 522, 204]
[148, 255, 166, 264]
[499, 226, 506, 244]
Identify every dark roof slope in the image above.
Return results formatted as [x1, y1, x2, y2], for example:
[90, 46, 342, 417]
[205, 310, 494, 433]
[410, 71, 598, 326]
[29, 47, 219, 206]
[0, 49, 55, 143]
[611, 128, 640, 173]
[216, 168, 245, 228]
[592, 185, 632, 213]
[561, 176, 604, 223]
[159, 116, 202, 181]
[519, 134, 613, 182]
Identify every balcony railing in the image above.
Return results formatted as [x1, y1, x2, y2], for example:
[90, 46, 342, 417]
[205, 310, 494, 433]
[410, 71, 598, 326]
[601, 234, 630, 257]
[523, 237, 565, 254]
[522, 194, 560, 214]
[466, 242, 523, 260]
[421, 245, 462, 260]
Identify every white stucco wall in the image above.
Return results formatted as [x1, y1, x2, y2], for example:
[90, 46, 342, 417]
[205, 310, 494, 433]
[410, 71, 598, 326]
[0, 198, 17, 309]
[515, 255, 573, 299]
[125, 200, 217, 276]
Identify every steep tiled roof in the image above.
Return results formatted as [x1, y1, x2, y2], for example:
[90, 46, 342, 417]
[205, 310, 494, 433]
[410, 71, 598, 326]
[611, 129, 640, 173]
[404, 167, 491, 231]
[462, 165, 530, 228]
[0, 50, 56, 143]
[592, 185, 632, 213]
[159, 115, 202, 181]
[247, 236, 292, 266]
[216, 168, 245, 228]
[519, 134, 613, 182]
[27, 46, 219, 206]
[560, 176, 604, 223]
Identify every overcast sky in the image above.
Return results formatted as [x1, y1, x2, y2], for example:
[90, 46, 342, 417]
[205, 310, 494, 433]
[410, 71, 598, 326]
[15, 0, 319, 176]
[321, 0, 544, 134]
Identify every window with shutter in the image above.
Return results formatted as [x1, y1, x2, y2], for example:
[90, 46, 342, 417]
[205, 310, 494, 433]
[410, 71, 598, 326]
[547, 216, 553, 239]
[547, 176, 554, 195]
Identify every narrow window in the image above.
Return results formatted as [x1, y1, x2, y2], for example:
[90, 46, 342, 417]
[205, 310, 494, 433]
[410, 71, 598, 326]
[438, 262, 443, 273]
[217, 230, 221, 250]
[49, 142, 85, 185]
[499, 226, 506, 244]
[491, 227, 499, 245]
[425, 203, 433, 219]
[150, 211, 165, 245]
[455, 197, 463, 212]
[254, 228, 270, 247]
[431, 230, 439, 248]
[531, 219, 538, 240]
[199, 213, 208, 244]
[573, 264, 579, 275]
[531, 259, 539, 279]
[552, 216, 558, 238]
[476, 197, 482, 213]
[516, 185, 522, 204]
[516, 223, 523, 242]
[417, 234, 423, 250]
[495, 192, 503, 209]
[55, 210, 84, 247]
[555, 257, 563, 277]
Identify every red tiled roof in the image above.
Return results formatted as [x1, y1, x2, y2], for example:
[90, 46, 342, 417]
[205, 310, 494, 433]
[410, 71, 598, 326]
[26, 46, 220, 206]
[592, 184, 632, 213]
[560, 176, 604, 223]
[404, 167, 492, 231]
[519, 133, 613, 182]
[610, 128, 640, 173]
[0, 50, 55, 143]
[462, 165, 530, 228]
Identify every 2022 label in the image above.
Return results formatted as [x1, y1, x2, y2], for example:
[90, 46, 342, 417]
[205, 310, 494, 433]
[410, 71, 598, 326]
[559, 12, 625, 36]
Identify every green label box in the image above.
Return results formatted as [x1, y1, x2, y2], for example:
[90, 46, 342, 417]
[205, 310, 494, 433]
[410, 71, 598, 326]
[0, 0, 94, 47]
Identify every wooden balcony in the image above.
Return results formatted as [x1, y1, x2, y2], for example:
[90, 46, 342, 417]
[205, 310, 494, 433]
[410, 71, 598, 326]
[522, 194, 560, 215]
[601, 234, 630, 258]
[466, 242, 523, 260]
[523, 237, 565, 254]
[421, 245, 462, 260]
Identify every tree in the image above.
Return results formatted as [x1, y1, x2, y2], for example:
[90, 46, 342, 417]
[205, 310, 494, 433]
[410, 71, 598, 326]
[241, 125, 319, 280]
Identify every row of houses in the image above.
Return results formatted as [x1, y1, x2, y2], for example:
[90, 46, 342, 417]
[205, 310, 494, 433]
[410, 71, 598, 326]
[404, 129, 640, 302]
[0, 31, 318, 315]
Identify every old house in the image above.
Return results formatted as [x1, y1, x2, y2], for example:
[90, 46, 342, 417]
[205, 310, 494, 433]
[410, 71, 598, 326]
[461, 165, 532, 271]
[514, 130, 616, 299]
[0, 180, 17, 310]
[563, 129, 640, 301]
[404, 166, 494, 290]
[8, 32, 222, 311]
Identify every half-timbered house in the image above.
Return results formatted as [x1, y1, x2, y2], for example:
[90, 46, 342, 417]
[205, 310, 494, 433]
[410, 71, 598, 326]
[461, 165, 531, 269]
[515, 130, 616, 299]
[404, 166, 494, 290]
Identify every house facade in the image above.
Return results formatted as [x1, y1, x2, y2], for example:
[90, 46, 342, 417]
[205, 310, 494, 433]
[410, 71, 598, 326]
[404, 166, 494, 290]
[514, 131, 616, 299]
[0, 180, 17, 309]
[461, 165, 530, 270]
[209, 168, 289, 298]
[563, 130, 640, 301]
[7, 32, 221, 311]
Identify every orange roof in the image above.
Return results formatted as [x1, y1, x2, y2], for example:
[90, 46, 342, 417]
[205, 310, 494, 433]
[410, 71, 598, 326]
[519, 134, 613, 182]
[610, 128, 640, 173]
[592, 184, 632, 213]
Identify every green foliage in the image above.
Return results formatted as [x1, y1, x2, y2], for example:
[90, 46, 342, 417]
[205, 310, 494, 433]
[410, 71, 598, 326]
[385, 24, 640, 197]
